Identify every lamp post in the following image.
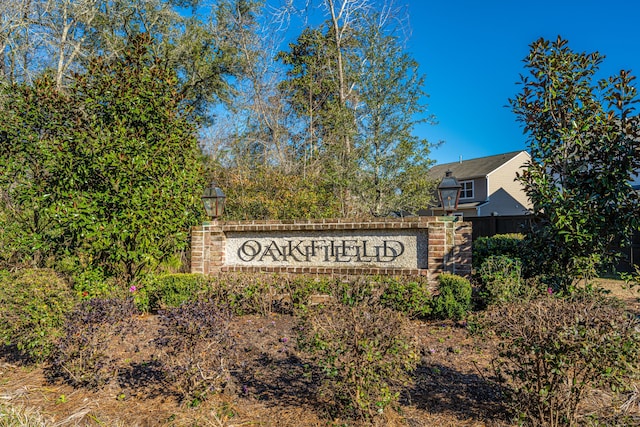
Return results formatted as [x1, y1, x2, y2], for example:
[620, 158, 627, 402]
[437, 170, 461, 216]
[202, 181, 226, 221]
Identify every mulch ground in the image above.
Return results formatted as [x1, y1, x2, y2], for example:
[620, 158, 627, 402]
[1, 279, 639, 426]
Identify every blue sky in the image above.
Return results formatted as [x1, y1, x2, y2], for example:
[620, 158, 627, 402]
[406, 0, 640, 165]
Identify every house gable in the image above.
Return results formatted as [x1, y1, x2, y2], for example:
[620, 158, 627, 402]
[427, 151, 531, 217]
[482, 151, 532, 216]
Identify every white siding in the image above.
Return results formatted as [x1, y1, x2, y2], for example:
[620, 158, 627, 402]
[482, 151, 532, 216]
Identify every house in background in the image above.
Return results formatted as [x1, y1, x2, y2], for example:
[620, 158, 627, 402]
[425, 151, 532, 218]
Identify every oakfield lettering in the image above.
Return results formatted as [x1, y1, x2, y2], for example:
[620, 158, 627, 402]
[238, 239, 405, 263]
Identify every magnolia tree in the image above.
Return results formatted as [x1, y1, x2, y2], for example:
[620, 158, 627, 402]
[510, 36, 640, 290]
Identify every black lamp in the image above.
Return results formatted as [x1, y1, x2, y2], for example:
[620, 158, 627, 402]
[202, 182, 226, 220]
[437, 170, 461, 215]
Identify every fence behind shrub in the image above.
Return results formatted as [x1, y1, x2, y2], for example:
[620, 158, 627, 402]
[469, 215, 639, 272]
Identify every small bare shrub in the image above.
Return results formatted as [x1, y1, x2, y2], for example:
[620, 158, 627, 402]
[155, 299, 234, 405]
[484, 294, 640, 427]
[52, 297, 140, 388]
[298, 300, 418, 420]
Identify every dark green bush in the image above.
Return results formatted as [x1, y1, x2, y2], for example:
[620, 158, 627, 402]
[297, 300, 418, 420]
[282, 275, 332, 313]
[485, 294, 640, 427]
[54, 257, 117, 299]
[432, 273, 472, 320]
[208, 274, 286, 315]
[379, 276, 432, 319]
[70, 268, 117, 299]
[137, 273, 213, 312]
[51, 297, 140, 388]
[473, 233, 524, 269]
[478, 256, 523, 307]
[0, 269, 77, 362]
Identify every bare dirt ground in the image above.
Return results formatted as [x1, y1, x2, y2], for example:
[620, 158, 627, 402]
[1, 279, 639, 427]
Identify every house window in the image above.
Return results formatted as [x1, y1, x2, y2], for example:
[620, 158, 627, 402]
[459, 180, 473, 199]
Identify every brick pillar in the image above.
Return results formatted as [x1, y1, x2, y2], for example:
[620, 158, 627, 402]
[427, 217, 472, 282]
[190, 225, 206, 274]
[453, 221, 473, 277]
[427, 220, 446, 280]
[191, 222, 225, 275]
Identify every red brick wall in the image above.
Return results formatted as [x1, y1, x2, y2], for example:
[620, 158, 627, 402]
[191, 217, 471, 284]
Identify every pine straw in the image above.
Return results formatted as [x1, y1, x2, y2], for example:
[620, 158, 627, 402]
[1, 278, 638, 427]
[0, 316, 510, 426]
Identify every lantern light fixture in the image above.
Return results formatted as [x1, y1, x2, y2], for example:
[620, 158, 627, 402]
[437, 170, 462, 216]
[202, 181, 226, 220]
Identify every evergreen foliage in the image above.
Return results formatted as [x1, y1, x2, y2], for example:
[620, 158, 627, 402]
[510, 36, 640, 290]
[432, 273, 472, 320]
[0, 35, 205, 283]
[0, 269, 77, 363]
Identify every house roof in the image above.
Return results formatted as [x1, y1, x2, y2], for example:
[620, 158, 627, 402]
[428, 151, 528, 180]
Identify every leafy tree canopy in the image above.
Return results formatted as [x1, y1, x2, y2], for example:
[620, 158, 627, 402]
[510, 36, 640, 290]
[0, 34, 205, 282]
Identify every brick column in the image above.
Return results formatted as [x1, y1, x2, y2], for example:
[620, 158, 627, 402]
[427, 220, 446, 279]
[427, 217, 472, 282]
[191, 222, 225, 275]
[190, 225, 205, 274]
[454, 222, 473, 277]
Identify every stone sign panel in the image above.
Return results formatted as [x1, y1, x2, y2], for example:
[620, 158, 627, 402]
[225, 230, 428, 269]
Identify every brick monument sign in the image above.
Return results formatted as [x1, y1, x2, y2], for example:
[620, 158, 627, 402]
[191, 217, 471, 285]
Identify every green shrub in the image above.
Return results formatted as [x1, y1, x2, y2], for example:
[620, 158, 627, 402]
[0, 269, 77, 362]
[70, 268, 117, 299]
[432, 274, 472, 320]
[379, 276, 432, 319]
[485, 294, 640, 427]
[327, 276, 380, 307]
[206, 273, 334, 316]
[281, 275, 332, 314]
[473, 233, 524, 269]
[138, 273, 213, 312]
[207, 274, 282, 316]
[199, 274, 432, 318]
[478, 256, 523, 307]
[53, 256, 117, 299]
[297, 300, 418, 420]
[51, 297, 140, 388]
